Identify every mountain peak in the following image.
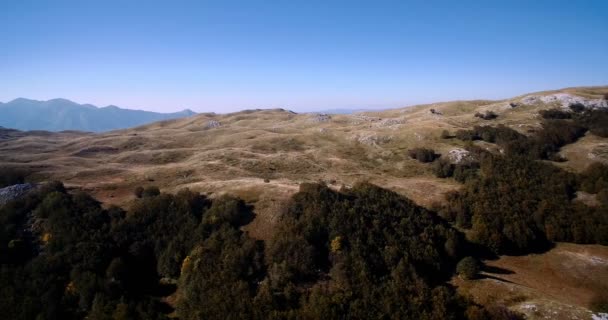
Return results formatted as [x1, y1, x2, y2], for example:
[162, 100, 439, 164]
[48, 98, 77, 104]
[8, 97, 36, 104]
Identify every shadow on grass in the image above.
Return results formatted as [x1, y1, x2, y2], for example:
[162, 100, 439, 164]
[479, 274, 516, 284]
[483, 265, 515, 275]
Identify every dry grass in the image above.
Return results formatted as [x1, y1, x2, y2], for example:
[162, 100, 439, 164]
[454, 243, 608, 319]
[1, 86, 606, 225]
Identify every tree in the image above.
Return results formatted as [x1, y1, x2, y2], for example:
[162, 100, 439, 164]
[456, 257, 480, 280]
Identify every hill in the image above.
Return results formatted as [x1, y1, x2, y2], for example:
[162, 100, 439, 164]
[1, 87, 606, 212]
[1, 86, 608, 318]
[0, 98, 196, 132]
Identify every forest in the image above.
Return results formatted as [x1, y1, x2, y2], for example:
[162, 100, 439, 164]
[1, 180, 522, 319]
[0, 107, 607, 319]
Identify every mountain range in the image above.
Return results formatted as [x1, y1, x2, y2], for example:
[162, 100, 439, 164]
[0, 98, 196, 132]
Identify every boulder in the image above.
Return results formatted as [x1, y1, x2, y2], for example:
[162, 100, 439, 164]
[0, 183, 36, 206]
[447, 148, 473, 164]
[204, 120, 222, 129]
[308, 113, 332, 123]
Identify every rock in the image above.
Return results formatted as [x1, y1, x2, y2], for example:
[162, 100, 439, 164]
[0, 183, 36, 206]
[308, 113, 332, 123]
[205, 120, 222, 129]
[352, 134, 392, 146]
[521, 93, 608, 109]
[588, 144, 608, 163]
[348, 115, 381, 125]
[374, 118, 406, 128]
[447, 148, 473, 164]
[430, 108, 443, 115]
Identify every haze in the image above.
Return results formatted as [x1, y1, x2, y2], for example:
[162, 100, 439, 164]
[1, 0, 607, 112]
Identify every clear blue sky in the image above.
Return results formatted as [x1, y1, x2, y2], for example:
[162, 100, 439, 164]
[1, 0, 607, 113]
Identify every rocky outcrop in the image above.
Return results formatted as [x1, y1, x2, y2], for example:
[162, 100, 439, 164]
[374, 118, 406, 129]
[349, 115, 382, 125]
[352, 133, 392, 146]
[521, 93, 608, 109]
[308, 113, 332, 123]
[0, 183, 36, 206]
[204, 120, 222, 129]
[588, 144, 608, 163]
[447, 148, 473, 164]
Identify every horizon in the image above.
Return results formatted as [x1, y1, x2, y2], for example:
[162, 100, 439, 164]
[1, 1, 607, 113]
[2, 83, 608, 115]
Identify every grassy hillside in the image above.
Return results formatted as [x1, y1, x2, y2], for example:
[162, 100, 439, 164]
[1, 86, 608, 319]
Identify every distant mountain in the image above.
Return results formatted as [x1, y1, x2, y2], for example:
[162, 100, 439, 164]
[0, 98, 196, 132]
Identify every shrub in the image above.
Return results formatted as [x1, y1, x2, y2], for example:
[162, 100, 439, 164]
[474, 111, 498, 120]
[456, 257, 480, 280]
[434, 159, 455, 178]
[440, 130, 452, 139]
[455, 129, 479, 141]
[580, 162, 608, 193]
[577, 108, 608, 137]
[539, 108, 571, 119]
[408, 148, 439, 163]
[141, 186, 160, 198]
[569, 103, 586, 113]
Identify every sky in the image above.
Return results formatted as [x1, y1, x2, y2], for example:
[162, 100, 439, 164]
[1, 0, 607, 113]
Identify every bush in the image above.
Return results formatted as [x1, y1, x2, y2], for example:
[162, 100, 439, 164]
[440, 130, 452, 139]
[474, 111, 498, 120]
[577, 108, 608, 137]
[580, 162, 608, 193]
[539, 108, 571, 119]
[456, 257, 480, 280]
[141, 186, 160, 198]
[434, 159, 455, 178]
[569, 103, 586, 113]
[408, 148, 439, 163]
[455, 129, 479, 141]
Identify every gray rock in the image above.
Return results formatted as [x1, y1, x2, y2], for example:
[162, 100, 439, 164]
[374, 118, 406, 128]
[448, 148, 473, 164]
[204, 120, 222, 129]
[352, 133, 392, 146]
[309, 113, 332, 123]
[521, 93, 608, 109]
[0, 183, 36, 206]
